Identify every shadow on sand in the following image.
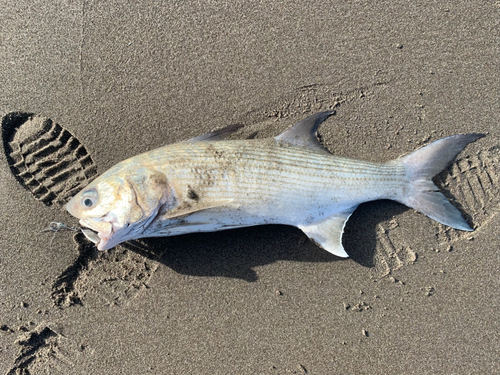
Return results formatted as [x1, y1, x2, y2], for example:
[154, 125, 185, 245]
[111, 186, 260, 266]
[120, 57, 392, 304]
[117, 200, 409, 282]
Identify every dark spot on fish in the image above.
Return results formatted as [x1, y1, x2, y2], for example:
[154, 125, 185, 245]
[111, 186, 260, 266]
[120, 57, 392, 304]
[150, 171, 169, 189]
[205, 144, 225, 158]
[187, 186, 199, 201]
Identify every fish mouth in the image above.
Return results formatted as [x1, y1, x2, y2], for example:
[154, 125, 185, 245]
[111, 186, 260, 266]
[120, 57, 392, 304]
[79, 219, 114, 251]
[81, 227, 101, 245]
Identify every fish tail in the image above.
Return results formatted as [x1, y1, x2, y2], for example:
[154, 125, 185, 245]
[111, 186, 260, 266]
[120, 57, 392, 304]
[398, 134, 484, 231]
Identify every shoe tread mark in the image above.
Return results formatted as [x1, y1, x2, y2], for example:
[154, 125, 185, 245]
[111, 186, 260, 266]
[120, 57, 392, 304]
[2, 113, 97, 206]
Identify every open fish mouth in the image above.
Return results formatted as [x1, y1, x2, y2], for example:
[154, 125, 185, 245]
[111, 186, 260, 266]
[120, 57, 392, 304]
[81, 227, 101, 245]
[79, 219, 114, 250]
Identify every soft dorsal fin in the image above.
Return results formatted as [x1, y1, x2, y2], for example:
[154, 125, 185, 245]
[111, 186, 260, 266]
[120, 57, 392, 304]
[274, 110, 335, 153]
[185, 124, 244, 142]
[298, 207, 357, 258]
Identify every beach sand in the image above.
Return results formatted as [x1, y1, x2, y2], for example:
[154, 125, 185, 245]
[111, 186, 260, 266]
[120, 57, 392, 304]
[1, 1, 499, 374]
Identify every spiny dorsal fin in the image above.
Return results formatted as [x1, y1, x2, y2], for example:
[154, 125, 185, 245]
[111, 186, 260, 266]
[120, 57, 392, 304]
[185, 124, 244, 142]
[274, 110, 335, 153]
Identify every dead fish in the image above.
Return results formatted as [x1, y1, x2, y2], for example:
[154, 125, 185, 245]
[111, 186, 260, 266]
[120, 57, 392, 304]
[65, 110, 483, 257]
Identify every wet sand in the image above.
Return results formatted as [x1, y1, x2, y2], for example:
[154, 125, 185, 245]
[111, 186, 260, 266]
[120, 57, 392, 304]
[1, 1, 499, 374]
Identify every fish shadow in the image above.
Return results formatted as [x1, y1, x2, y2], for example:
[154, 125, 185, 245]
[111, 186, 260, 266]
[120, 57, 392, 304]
[122, 200, 409, 281]
[344, 200, 408, 267]
[123, 225, 335, 282]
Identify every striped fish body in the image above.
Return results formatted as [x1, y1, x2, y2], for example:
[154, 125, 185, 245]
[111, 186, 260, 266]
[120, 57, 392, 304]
[65, 111, 482, 256]
[140, 139, 404, 237]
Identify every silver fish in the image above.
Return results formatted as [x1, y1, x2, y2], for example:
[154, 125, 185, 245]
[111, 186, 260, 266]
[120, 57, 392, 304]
[65, 111, 483, 257]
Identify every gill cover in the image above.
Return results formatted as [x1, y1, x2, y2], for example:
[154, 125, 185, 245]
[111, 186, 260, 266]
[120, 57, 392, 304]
[95, 166, 174, 250]
[124, 166, 172, 223]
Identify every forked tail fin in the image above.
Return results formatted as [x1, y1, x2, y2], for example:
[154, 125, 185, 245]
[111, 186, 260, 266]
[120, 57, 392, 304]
[399, 134, 485, 231]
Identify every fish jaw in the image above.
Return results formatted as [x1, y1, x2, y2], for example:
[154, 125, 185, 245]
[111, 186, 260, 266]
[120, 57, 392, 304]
[79, 218, 116, 251]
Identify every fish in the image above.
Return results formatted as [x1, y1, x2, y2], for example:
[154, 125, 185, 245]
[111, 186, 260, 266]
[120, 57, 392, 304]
[65, 110, 484, 257]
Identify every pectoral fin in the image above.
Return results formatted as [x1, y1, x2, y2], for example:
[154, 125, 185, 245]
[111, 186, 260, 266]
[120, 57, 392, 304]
[298, 208, 357, 258]
[162, 199, 234, 220]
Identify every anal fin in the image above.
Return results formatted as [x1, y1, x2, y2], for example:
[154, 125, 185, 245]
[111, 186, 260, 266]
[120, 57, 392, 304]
[298, 208, 357, 258]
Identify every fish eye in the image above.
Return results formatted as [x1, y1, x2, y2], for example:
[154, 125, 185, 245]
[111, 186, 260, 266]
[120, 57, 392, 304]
[83, 198, 94, 207]
[81, 189, 99, 209]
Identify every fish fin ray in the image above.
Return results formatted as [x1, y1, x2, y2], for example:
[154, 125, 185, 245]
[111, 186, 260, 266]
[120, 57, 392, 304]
[274, 110, 335, 154]
[185, 124, 244, 143]
[298, 208, 356, 258]
[398, 133, 485, 231]
[162, 199, 234, 220]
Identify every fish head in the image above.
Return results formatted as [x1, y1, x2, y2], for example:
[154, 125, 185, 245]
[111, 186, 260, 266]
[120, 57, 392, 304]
[65, 164, 173, 250]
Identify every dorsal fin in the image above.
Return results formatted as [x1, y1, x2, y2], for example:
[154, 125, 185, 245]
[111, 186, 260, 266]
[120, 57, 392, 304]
[274, 110, 335, 153]
[185, 124, 243, 142]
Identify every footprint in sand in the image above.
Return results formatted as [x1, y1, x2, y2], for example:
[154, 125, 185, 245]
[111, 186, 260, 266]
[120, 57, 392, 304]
[1, 112, 97, 206]
[1, 112, 158, 308]
[5, 323, 76, 375]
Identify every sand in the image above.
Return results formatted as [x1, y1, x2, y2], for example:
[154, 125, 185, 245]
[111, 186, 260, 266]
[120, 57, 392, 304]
[1, 1, 499, 374]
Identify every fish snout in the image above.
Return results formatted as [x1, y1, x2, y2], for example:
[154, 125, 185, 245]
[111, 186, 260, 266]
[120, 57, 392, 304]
[65, 196, 81, 219]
